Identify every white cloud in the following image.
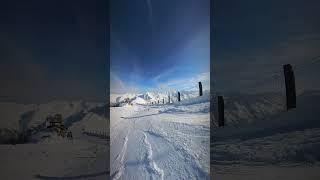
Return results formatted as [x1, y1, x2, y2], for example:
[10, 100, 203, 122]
[151, 66, 178, 83]
[110, 72, 138, 94]
[157, 72, 210, 91]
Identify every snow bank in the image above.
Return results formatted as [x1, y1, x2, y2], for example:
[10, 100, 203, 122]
[131, 97, 147, 105]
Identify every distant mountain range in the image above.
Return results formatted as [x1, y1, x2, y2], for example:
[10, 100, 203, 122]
[110, 90, 210, 105]
[2, 90, 318, 143]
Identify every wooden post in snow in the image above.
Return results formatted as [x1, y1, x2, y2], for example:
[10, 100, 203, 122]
[283, 64, 296, 110]
[214, 96, 225, 127]
[199, 82, 203, 96]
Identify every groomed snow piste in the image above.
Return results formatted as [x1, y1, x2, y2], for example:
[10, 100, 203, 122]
[110, 92, 210, 179]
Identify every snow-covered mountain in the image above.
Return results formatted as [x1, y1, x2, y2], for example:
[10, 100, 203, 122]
[0, 100, 105, 144]
[212, 91, 320, 128]
[0, 100, 108, 179]
[110, 89, 210, 105]
[111, 90, 286, 124]
[221, 92, 286, 125]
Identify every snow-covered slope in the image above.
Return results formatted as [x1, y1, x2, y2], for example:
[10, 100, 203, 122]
[110, 91, 210, 179]
[130, 97, 147, 105]
[111, 93, 137, 104]
[0, 103, 36, 130]
[212, 91, 320, 179]
[222, 92, 286, 125]
[0, 100, 105, 144]
[111, 90, 286, 127]
[0, 99, 109, 179]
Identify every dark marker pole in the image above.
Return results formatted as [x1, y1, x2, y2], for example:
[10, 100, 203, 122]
[199, 82, 203, 96]
[283, 64, 296, 110]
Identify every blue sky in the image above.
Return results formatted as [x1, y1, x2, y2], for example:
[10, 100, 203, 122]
[110, 0, 210, 94]
[110, 0, 320, 95]
[2, 0, 319, 102]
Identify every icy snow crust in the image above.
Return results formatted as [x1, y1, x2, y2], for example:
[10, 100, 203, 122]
[110, 94, 210, 179]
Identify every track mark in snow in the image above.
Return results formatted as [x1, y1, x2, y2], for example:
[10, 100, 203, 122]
[142, 132, 164, 180]
[115, 136, 128, 162]
[112, 135, 128, 180]
[145, 129, 209, 179]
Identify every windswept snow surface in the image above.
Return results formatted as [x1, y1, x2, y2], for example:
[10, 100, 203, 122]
[212, 91, 320, 179]
[110, 95, 210, 179]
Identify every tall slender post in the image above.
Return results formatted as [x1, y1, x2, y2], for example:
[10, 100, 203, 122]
[283, 64, 296, 110]
[168, 95, 170, 103]
[199, 82, 203, 96]
[214, 96, 225, 127]
[177, 92, 181, 102]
